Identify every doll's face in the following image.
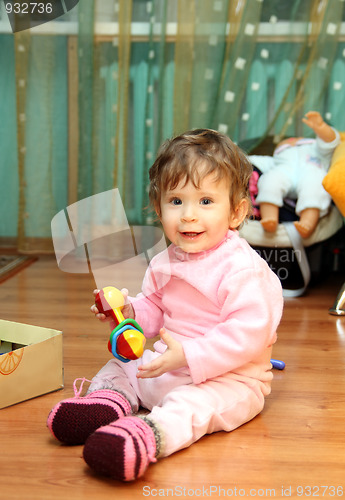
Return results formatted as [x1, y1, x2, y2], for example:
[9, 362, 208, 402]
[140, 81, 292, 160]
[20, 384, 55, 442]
[158, 170, 247, 253]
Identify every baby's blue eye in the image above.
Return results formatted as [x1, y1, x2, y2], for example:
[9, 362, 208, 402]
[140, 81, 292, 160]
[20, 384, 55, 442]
[200, 198, 212, 205]
[171, 198, 182, 205]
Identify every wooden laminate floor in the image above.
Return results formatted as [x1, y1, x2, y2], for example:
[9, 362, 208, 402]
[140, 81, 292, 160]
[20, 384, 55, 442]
[1, 256, 345, 499]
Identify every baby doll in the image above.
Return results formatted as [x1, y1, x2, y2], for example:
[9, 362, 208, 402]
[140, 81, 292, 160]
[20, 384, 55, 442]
[251, 111, 340, 238]
[47, 129, 283, 482]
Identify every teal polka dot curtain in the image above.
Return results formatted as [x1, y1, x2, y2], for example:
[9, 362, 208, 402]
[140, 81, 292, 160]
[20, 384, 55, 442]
[0, 0, 344, 251]
[77, 0, 345, 227]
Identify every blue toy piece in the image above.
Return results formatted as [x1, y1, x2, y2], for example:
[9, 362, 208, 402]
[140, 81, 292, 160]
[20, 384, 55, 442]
[270, 359, 285, 370]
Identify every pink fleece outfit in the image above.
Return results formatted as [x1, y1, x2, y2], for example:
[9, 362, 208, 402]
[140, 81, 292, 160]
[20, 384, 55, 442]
[90, 230, 283, 457]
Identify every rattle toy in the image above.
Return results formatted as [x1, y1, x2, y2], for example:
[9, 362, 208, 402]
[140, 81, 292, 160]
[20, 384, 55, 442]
[95, 286, 146, 363]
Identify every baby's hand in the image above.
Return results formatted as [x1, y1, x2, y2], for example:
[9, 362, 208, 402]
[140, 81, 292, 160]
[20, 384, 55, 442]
[119, 288, 136, 320]
[136, 328, 187, 379]
[90, 288, 135, 327]
[91, 289, 108, 322]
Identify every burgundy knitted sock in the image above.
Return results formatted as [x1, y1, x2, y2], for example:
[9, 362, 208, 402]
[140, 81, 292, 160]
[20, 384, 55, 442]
[83, 416, 158, 481]
[47, 378, 132, 445]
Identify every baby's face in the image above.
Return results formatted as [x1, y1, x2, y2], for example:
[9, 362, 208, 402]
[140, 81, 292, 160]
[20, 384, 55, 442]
[158, 173, 235, 254]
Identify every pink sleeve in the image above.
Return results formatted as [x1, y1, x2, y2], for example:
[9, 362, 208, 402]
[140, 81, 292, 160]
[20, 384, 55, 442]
[182, 267, 283, 385]
[129, 266, 165, 339]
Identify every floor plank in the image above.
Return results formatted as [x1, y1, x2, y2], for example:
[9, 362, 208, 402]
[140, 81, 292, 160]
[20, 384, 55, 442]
[1, 256, 345, 499]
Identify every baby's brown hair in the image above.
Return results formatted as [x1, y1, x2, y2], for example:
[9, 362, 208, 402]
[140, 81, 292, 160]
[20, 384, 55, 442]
[149, 129, 253, 223]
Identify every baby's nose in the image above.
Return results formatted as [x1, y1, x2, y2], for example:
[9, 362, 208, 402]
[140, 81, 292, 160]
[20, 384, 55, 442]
[181, 207, 197, 222]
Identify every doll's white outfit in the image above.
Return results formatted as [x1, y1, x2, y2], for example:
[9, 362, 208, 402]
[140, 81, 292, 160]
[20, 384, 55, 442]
[250, 130, 340, 217]
[89, 230, 283, 457]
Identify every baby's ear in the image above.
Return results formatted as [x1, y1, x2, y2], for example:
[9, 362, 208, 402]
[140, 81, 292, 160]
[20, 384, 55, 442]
[229, 199, 249, 229]
[154, 202, 162, 218]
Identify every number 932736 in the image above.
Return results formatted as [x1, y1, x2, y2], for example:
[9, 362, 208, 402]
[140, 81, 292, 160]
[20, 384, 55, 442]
[296, 485, 343, 497]
[5, 3, 53, 15]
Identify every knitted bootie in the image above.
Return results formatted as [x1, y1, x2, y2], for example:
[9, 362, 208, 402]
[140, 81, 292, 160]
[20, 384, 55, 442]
[47, 378, 132, 445]
[83, 416, 159, 481]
